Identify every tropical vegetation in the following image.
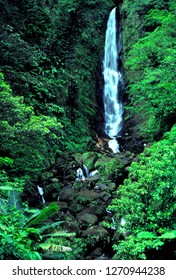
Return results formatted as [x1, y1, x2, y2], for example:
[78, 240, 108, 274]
[0, 0, 175, 260]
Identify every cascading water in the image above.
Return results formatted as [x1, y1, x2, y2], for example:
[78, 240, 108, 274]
[103, 7, 123, 153]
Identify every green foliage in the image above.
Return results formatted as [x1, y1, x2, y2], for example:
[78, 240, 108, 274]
[0, 157, 13, 167]
[0, 184, 86, 260]
[95, 157, 124, 184]
[0, 72, 63, 179]
[122, 0, 176, 140]
[0, 191, 41, 259]
[0, 189, 61, 260]
[109, 125, 176, 259]
[41, 236, 86, 260]
[27, 202, 59, 227]
[8, 190, 23, 210]
[0, 0, 114, 155]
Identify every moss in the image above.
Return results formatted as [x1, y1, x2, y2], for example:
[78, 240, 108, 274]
[95, 156, 124, 184]
[82, 152, 102, 170]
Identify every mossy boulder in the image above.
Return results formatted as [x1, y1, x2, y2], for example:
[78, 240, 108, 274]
[76, 188, 100, 205]
[73, 153, 83, 166]
[94, 156, 124, 184]
[68, 203, 83, 215]
[59, 188, 75, 202]
[44, 182, 62, 200]
[79, 205, 104, 217]
[82, 226, 110, 244]
[77, 213, 98, 227]
[73, 180, 86, 191]
[82, 152, 102, 171]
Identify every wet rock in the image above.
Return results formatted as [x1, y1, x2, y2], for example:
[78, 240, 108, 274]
[63, 180, 72, 187]
[94, 156, 124, 183]
[82, 225, 110, 242]
[94, 183, 107, 191]
[86, 247, 103, 260]
[61, 184, 72, 191]
[73, 153, 83, 165]
[77, 213, 98, 227]
[59, 188, 75, 202]
[57, 201, 68, 212]
[87, 173, 100, 181]
[95, 254, 111, 260]
[82, 152, 100, 170]
[99, 191, 111, 202]
[123, 156, 133, 166]
[79, 205, 104, 217]
[108, 182, 116, 191]
[68, 203, 83, 214]
[77, 188, 100, 203]
[64, 220, 80, 233]
[73, 180, 85, 190]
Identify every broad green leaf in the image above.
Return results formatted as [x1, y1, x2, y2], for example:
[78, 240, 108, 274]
[8, 190, 23, 210]
[27, 202, 59, 227]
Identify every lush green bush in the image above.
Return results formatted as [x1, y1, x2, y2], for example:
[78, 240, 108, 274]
[122, 0, 176, 140]
[109, 125, 176, 259]
[95, 156, 124, 184]
[0, 72, 64, 179]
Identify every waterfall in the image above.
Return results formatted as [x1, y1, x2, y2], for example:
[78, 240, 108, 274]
[103, 8, 123, 153]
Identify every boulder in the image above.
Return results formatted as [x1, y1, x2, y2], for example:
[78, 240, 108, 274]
[108, 182, 116, 192]
[77, 213, 98, 227]
[57, 201, 68, 212]
[82, 152, 101, 170]
[82, 225, 110, 242]
[64, 220, 80, 233]
[99, 191, 111, 202]
[94, 156, 124, 183]
[94, 183, 107, 191]
[86, 247, 103, 260]
[76, 188, 100, 203]
[73, 180, 85, 190]
[78, 205, 104, 217]
[68, 203, 83, 214]
[87, 173, 100, 181]
[72, 153, 83, 165]
[59, 188, 75, 202]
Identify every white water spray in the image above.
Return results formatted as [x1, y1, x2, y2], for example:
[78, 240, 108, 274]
[103, 8, 123, 153]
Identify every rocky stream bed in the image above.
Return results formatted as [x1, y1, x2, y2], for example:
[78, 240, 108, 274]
[27, 144, 139, 259]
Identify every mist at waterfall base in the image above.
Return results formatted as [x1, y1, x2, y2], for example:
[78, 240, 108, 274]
[103, 7, 123, 153]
